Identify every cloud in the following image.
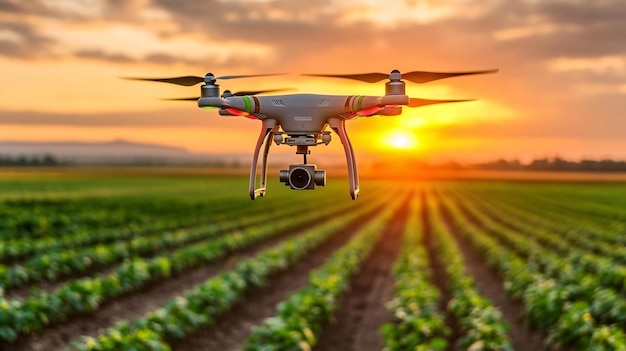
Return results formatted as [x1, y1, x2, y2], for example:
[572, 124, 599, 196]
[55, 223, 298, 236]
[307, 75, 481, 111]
[0, 0, 54, 15]
[538, 0, 626, 25]
[0, 108, 214, 127]
[0, 0, 104, 19]
[0, 0, 22, 13]
[489, 0, 626, 59]
[0, 21, 57, 59]
[2, 0, 626, 153]
[75, 49, 136, 63]
[4, 0, 626, 67]
[5, 0, 623, 73]
[547, 56, 626, 74]
[72, 49, 265, 68]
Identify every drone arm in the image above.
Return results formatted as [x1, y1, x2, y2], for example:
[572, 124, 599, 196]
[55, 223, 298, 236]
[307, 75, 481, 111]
[328, 118, 359, 199]
[250, 119, 277, 200]
[344, 95, 409, 119]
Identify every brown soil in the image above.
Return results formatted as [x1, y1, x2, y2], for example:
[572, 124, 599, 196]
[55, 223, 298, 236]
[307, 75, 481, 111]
[167, 207, 375, 351]
[6, 202, 336, 299]
[435, 192, 552, 351]
[422, 191, 460, 350]
[2, 188, 570, 351]
[5, 225, 269, 299]
[6, 206, 378, 351]
[313, 195, 410, 351]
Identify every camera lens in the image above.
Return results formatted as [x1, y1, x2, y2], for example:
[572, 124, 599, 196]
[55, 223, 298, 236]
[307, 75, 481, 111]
[289, 167, 311, 189]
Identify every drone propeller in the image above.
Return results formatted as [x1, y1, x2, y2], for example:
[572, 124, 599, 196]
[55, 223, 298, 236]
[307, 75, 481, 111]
[122, 73, 287, 87]
[125, 75, 204, 86]
[346, 97, 475, 118]
[407, 97, 476, 107]
[304, 72, 388, 83]
[159, 97, 200, 101]
[303, 69, 498, 84]
[161, 89, 292, 101]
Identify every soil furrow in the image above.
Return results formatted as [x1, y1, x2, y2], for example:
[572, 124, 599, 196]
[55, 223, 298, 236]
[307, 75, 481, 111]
[435, 191, 550, 351]
[1, 206, 242, 267]
[422, 191, 460, 351]
[313, 195, 410, 351]
[167, 206, 379, 351]
[7, 203, 385, 351]
[6, 202, 343, 300]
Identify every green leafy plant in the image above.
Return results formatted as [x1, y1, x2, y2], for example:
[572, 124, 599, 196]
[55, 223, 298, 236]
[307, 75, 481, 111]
[428, 193, 513, 351]
[68, 193, 395, 351]
[381, 197, 449, 351]
[245, 201, 397, 351]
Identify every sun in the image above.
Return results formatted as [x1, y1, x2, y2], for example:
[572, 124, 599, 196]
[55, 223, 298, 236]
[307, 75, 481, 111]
[381, 130, 420, 150]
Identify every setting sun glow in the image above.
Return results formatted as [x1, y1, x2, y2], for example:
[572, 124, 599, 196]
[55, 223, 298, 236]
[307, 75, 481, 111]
[382, 130, 419, 150]
[1, 0, 625, 164]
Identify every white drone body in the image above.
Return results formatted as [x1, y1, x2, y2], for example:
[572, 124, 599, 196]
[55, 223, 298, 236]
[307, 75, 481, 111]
[126, 69, 497, 199]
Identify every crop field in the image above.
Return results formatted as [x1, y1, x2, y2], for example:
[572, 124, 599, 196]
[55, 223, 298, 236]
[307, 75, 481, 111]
[1, 170, 626, 351]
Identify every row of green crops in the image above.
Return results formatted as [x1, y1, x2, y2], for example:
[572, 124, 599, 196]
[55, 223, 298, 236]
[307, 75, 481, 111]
[244, 196, 400, 350]
[456, 183, 626, 244]
[458, 186, 626, 257]
[0, 189, 365, 291]
[0, 177, 391, 266]
[461, 194, 626, 348]
[381, 197, 449, 351]
[427, 193, 513, 351]
[440, 187, 626, 350]
[448, 189, 626, 329]
[4, 174, 626, 350]
[456, 190, 626, 294]
[0, 174, 352, 243]
[67, 191, 398, 351]
[0, 190, 240, 240]
[0, 196, 253, 262]
[0, 190, 393, 344]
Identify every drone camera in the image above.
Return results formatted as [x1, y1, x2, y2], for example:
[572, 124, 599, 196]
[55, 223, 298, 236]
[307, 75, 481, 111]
[280, 164, 326, 190]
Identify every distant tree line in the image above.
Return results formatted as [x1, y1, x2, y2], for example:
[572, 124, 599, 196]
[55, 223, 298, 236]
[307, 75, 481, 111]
[0, 154, 59, 166]
[475, 157, 626, 172]
[1, 154, 626, 172]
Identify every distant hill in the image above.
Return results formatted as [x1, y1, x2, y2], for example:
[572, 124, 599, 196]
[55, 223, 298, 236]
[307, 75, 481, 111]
[0, 139, 190, 157]
[0, 139, 319, 166]
[0, 140, 229, 165]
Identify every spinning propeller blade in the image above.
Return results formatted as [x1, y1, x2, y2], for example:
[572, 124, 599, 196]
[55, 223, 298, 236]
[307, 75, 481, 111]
[159, 97, 200, 101]
[403, 69, 499, 83]
[218, 73, 287, 80]
[407, 98, 475, 107]
[303, 69, 498, 83]
[161, 88, 292, 101]
[122, 76, 204, 86]
[302, 73, 388, 83]
[122, 73, 287, 86]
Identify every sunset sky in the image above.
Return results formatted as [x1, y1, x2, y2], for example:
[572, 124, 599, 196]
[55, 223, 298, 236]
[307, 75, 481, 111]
[1, 0, 625, 164]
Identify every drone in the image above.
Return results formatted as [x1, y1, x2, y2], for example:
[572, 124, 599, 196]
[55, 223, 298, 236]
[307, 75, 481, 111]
[125, 69, 498, 200]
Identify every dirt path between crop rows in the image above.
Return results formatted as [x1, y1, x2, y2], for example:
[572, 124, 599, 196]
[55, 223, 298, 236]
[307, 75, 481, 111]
[6, 203, 340, 300]
[422, 191, 461, 350]
[167, 207, 382, 351]
[314, 195, 410, 351]
[7, 205, 384, 351]
[435, 191, 551, 351]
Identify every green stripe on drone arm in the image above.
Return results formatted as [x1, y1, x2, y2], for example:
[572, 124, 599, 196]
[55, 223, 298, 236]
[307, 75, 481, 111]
[242, 96, 252, 113]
